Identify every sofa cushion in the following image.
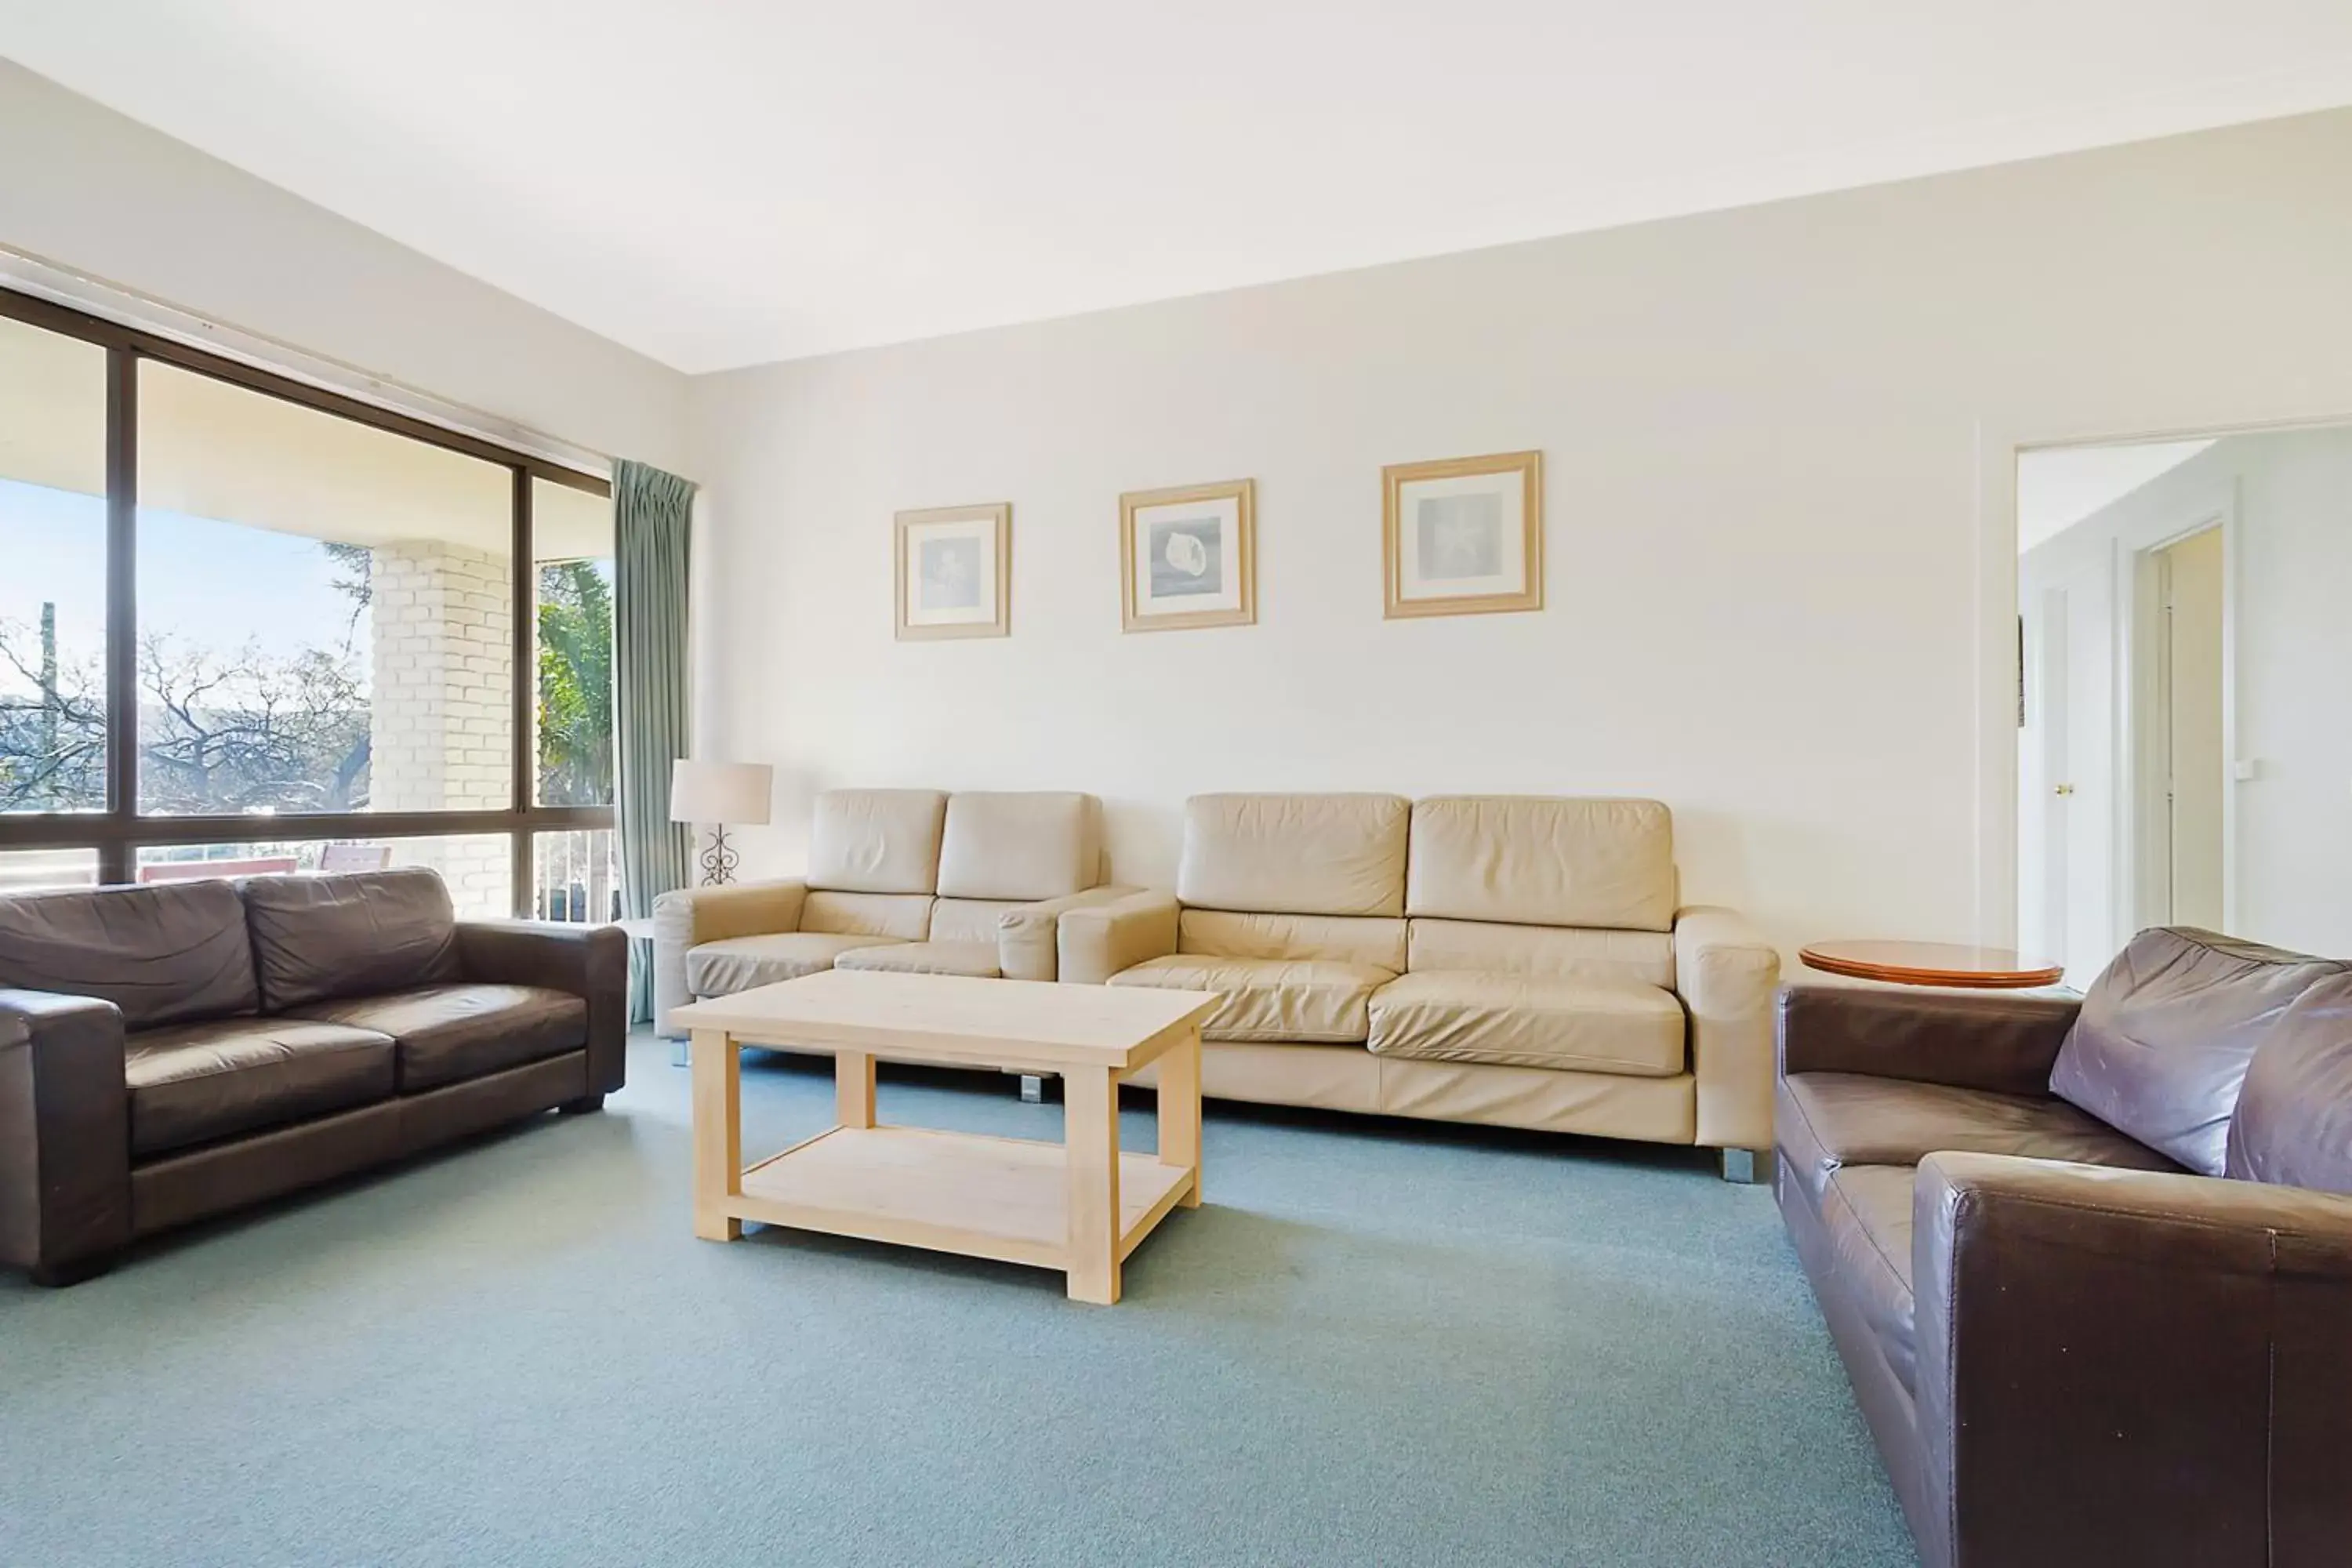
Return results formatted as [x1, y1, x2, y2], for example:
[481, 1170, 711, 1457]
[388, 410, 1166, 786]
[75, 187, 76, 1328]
[801, 891, 935, 941]
[833, 941, 1003, 979]
[1109, 955, 1394, 1044]
[1406, 797, 1676, 932]
[927, 898, 1022, 945]
[0, 880, 258, 1029]
[935, 791, 1099, 901]
[289, 984, 586, 1093]
[1778, 1072, 2180, 1211]
[1817, 1164, 1919, 1394]
[1367, 971, 1686, 1076]
[1406, 917, 1675, 989]
[2051, 927, 2346, 1176]
[241, 869, 461, 1012]
[125, 1017, 394, 1157]
[1178, 909, 1408, 970]
[1177, 793, 1409, 917]
[807, 788, 947, 895]
[685, 932, 902, 996]
[2227, 972, 2352, 1194]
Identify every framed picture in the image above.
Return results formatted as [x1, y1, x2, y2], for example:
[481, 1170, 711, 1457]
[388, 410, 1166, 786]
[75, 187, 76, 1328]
[1120, 478, 1257, 632]
[895, 503, 1010, 640]
[1382, 450, 1544, 618]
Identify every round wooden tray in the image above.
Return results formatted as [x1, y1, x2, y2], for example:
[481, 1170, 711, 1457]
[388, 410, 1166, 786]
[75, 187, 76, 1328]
[1798, 939, 2064, 989]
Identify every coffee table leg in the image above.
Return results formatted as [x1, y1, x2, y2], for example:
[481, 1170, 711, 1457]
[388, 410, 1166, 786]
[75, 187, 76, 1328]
[691, 1028, 742, 1242]
[837, 1050, 877, 1129]
[1064, 1065, 1122, 1305]
[1158, 1025, 1202, 1207]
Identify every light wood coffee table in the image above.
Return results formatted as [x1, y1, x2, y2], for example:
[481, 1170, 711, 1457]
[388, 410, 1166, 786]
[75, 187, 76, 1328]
[669, 969, 1219, 1305]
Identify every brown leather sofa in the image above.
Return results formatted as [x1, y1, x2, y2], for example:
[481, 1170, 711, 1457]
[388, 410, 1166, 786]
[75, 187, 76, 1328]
[0, 868, 626, 1287]
[1777, 927, 2352, 1568]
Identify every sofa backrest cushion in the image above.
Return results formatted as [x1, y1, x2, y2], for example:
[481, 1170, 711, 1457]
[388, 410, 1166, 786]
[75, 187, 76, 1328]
[1178, 793, 1408, 918]
[0, 880, 258, 1028]
[2225, 972, 2352, 1194]
[241, 869, 463, 1012]
[807, 789, 947, 895]
[1406, 797, 1675, 932]
[2051, 927, 2346, 1178]
[1406, 917, 1675, 989]
[935, 791, 1100, 902]
[1178, 909, 1408, 971]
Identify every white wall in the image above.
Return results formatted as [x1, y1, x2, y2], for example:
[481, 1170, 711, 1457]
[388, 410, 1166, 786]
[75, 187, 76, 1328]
[0, 61, 688, 470]
[688, 107, 2352, 957]
[2021, 429, 2352, 971]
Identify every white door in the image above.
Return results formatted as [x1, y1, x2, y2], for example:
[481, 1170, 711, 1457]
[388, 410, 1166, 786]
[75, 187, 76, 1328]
[2157, 527, 2227, 928]
[2021, 578, 2109, 979]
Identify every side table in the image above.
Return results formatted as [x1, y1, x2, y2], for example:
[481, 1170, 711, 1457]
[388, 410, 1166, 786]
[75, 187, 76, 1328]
[1798, 939, 2064, 990]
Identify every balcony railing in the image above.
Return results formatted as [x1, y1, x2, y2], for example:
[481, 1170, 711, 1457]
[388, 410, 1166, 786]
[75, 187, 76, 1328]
[534, 828, 621, 924]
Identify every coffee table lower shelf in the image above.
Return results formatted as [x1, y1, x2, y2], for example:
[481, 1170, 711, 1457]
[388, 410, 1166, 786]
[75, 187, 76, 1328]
[729, 1123, 1196, 1275]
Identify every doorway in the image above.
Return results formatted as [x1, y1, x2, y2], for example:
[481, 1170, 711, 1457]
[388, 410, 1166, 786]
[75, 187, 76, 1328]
[2018, 423, 2352, 976]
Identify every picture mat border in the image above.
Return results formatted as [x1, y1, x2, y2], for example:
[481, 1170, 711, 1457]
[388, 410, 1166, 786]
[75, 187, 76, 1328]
[1120, 477, 1257, 632]
[1381, 449, 1544, 618]
[895, 501, 1011, 641]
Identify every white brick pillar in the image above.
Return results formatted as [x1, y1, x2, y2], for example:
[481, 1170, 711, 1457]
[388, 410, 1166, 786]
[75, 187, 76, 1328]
[368, 542, 514, 916]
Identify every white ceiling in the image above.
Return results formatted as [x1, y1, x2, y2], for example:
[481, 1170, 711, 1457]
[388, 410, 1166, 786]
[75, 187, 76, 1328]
[2016, 439, 2217, 552]
[5, 2, 2352, 373]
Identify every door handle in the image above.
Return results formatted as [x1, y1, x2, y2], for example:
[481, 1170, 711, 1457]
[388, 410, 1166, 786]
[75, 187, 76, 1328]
[2054, 784, 2076, 797]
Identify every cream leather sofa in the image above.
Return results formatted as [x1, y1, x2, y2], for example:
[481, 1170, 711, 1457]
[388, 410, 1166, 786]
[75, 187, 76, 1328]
[1058, 793, 1781, 1175]
[653, 788, 1127, 1029]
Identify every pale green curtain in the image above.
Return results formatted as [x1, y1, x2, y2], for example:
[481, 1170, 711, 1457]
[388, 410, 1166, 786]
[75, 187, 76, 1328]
[614, 459, 695, 1023]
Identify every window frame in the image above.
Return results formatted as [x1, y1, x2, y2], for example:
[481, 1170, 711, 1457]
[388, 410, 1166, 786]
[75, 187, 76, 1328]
[0, 286, 615, 913]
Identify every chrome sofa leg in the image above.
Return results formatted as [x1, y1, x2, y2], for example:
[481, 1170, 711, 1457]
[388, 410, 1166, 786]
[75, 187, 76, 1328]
[1719, 1148, 1773, 1185]
[670, 1037, 690, 1069]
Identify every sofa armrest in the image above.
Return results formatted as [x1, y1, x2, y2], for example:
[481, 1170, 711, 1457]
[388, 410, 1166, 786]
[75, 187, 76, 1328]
[1672, 906, 1780, 1150]
[456, 922, 630, 1096]
[0, 988, 132, 1279]
[997, 884, 1144, 982]
[1777, 982, 2080, 1098]
[1914, 1152, 2352, 1568]
[652, 879, 808, 1030]
[1056, 889, 1180, 985]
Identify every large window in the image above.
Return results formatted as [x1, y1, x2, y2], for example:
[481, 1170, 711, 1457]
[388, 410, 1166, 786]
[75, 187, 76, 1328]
[0, 315, 109, 815]
[0, 289, 615, 915]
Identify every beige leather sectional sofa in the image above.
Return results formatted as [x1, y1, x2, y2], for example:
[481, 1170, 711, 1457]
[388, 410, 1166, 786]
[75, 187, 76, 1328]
[1058, 793, 1780, 1170]
[658, 786, 1780, 1175]
[653, 789, 1127, 1023]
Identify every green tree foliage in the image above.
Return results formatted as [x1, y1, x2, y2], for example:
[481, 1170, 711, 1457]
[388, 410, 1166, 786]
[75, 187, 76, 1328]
[536, 561, 614, 806]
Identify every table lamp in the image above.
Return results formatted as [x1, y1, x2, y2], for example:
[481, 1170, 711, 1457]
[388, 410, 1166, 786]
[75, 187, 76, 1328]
[670, 760, 773, 885]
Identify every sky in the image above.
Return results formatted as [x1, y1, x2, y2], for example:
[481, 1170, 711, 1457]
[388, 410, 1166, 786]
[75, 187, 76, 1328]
[0, 477, 372, 693]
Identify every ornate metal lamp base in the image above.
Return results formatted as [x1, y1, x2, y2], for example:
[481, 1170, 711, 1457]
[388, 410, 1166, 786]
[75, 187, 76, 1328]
[699, 824, 740, 887]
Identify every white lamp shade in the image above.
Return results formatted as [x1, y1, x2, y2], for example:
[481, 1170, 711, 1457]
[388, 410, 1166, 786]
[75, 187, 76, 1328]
[669, 760, 773, 826]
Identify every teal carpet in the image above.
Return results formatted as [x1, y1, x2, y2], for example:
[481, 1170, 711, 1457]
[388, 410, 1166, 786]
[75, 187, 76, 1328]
[1, 1036, 1917, 1567]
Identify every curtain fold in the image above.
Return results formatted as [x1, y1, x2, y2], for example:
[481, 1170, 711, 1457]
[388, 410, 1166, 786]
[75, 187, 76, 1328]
[614, 459, 695, 1024]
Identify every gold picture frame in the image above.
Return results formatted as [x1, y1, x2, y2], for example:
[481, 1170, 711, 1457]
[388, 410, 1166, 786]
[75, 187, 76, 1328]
[895, 503, 1011, 641]
[1120, 478, 1257, 632]
[1382, 450, 1544, 618]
